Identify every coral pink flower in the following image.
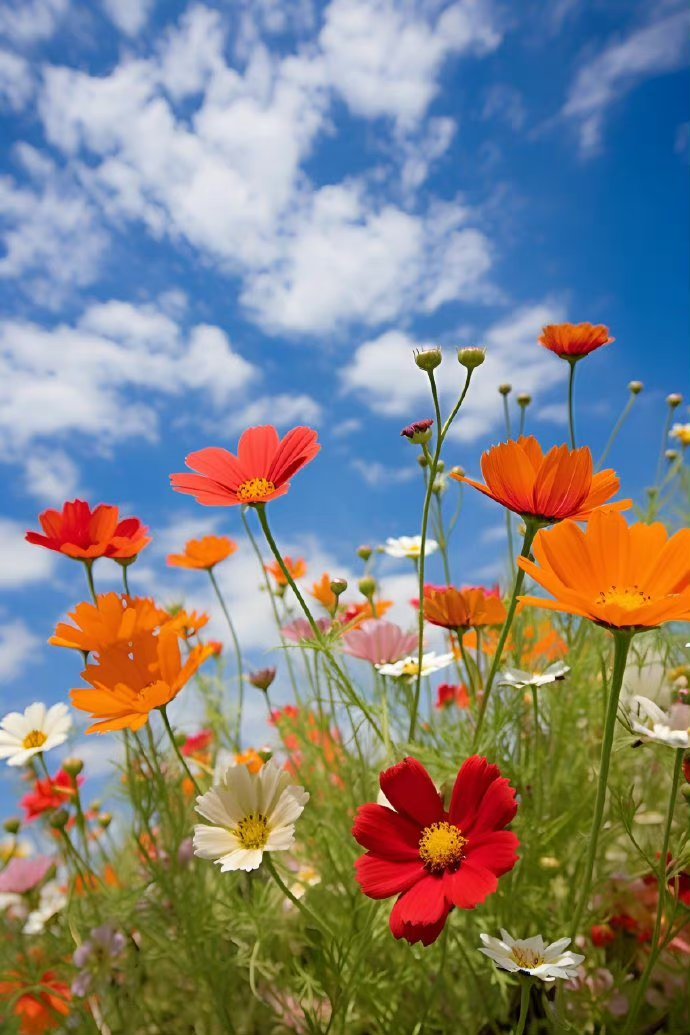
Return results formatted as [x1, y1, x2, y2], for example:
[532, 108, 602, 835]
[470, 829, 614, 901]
[436, 684, 471, 709]
[26, 501, 150, 560]
[21, 770, 82, 821]
[170, 425, 320, 507]
[539, 322, 614, 360]
[342, 620, 419, 667]
[0, 856, 54, 894]
[353, 756, 519, 946]
[281, 618, 331, 643]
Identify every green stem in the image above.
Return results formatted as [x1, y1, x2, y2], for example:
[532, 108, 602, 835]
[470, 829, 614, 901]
[655, 405, 674, 486]
[208, 568, 244, 750]
[160, 706, 202, 796]
[472, 524, 537, 749]
[597, 392, 636, 470]
[567, 358, 578, 450]
[264, 854, 337, 943]
[514, 979, 531, 1035]
[502, 393, 512, 438]
[121, 564, 131, 596]
[83, 560, 97, 604]
[569, 630, 632, 939]
[623, 747, 683, 1033]
[518, 405, 527, 438]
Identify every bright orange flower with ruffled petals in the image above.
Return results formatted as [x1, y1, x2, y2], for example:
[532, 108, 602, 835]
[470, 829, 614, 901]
[0, 972, 70, 1035]
[170, 425, 320, 507]
[26, 500, 150, 561]
[452, 437, 629, 525]
[311, 573, 336, 611]
[265, 556, 307, 587]
[422, 585, 507, 631]
[71, 626, 214, 733]
[50, 593, 169, 655]
[518, 510, 690, 631]
[342, 599, 393, 627]
[539, 322, 614, 360]
[167, 535, 237, 571]
[521, 619, 568, 667]
[167, 609, 210, 638]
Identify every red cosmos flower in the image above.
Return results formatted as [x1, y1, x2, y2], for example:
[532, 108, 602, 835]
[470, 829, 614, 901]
[181, 730, 214, 758]
[538, 322, 614, 360]
[170, 425, 320, 507]
[26, 500, 150, 560]
[353, 756, 519, 945]
[21, 770, 82, 822]
[0, 971, 71, 1035]
[436, 683, 471, 709]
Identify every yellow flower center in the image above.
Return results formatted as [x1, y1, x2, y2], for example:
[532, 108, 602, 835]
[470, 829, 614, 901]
[401, 661, 421, 676]
[418, 821, 467, 873]
[22, 730, 48, 750]
[234, 812, 269, 849]
[237, 478, 276, 502]
[510, 946, 544, 970]
[597, 585, 651, 610]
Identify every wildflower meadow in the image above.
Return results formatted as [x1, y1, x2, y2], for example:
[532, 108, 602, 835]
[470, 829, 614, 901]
[1, 325, 689, 1034]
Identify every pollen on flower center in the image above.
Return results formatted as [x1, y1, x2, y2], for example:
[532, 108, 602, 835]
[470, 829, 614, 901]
[237, 478, 276, 502]
[510, 946, 544, 970]
[596, 584, 651, 610]
[234, 812, 269, 849]
[418, 821, 467, 872]
[22, 729, 48, 750]
[402, 661, 420, 676]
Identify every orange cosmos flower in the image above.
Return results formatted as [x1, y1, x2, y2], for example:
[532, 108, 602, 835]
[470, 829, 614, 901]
[265, 556, 307, 587]
[170, 425, 320, 507]
[311, 573, 336, 611]
[518, 510, 690, 631]
[521, 618, 568, 667]
[50, 593, 169, 654]
[539, 322, 614, 360]
[26, 500, 150, 560]
[342, 599, 394, 627]
[452, 437, 628, 524]
[0, 972, 70, 1035]
[167, 535, 237, 570]
[167, 608, 210, 637]
[71, 626, 214, 733]
[422, 585, 507, 631]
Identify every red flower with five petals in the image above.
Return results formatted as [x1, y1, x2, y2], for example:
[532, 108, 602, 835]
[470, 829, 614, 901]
[353, 756, 519, 945]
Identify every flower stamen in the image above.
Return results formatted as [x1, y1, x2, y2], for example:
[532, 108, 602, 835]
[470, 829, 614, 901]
[418, 821, 467, 873]
[234, 812, 269, 849]
[22, 730, 48, 750]
[237, 478, 276, 502]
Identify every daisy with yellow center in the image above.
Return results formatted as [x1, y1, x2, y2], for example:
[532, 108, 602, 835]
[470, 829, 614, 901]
[193, 757, 309, 872]
[0, 703, 71, 768]
[479, 929, 584, 982]
[377, 652, 454, 681]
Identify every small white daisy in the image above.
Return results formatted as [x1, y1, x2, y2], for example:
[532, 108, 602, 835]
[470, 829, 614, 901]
[193, 757, 309, 872]
[626, 695, 690, 750]
[377, 652, 454, 681]
[479, 930, 584, 982]
[0, 703, 71, 767]
[23, 881, 68, 935]
[382, 535, 439, 560]
[498, 662, 570, 691]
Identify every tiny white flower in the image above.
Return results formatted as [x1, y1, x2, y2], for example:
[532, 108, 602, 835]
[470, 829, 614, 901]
[382, 535, 439, 560]
[0, 703, 71, 767]
[377, 652, 454, 681]
[626, 695, 690, 750]
[193, 756, 309, 872]
[669, 422, 690, 446]
[23, 881, 67, 935]
[479, 929, 584, 982]
[498, 662, 570, 691]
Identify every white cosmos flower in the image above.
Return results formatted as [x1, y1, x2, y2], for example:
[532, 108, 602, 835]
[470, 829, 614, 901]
[479, 930, 584, 982]
[0, 703, 71, 767]
[23, 881, 68, 935]
[498, 662, 570, 691]
[193, 756, 309, 872]
[377, 652, 454, 681]
[627, 695, 690, 749]
[382, 535, 439, 560]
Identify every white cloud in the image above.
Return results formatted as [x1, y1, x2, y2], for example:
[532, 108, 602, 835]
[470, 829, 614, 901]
[22, 450, 81, 504]
[562, 7, 690, 155]
[0, 50, 33, 110]
[0, 620, 41, 680]
[0, 0, 67, 44]
[226, 393, 323, 432]
[0, 520, 56, 589]
[102, 0, 154, 37]
[351, 459, 417, 487]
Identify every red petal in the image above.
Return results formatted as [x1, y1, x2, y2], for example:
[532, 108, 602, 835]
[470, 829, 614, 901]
[393, 874, 447, 927]
[448, 755, 507, 833]
[380, 757, 444, 827]
[443, 863, 498, 909]
[185, 447, 248, 489]
[352, 804, 420, 860]
[268, 427, 320, 486]
[468, 777, 518, 836]
[465, 830, 519, 876]
[355, 855, 425, 899]
[237, 426, 280, 478]
[389, 905, 451, 946]
[170, 474, 239, 506]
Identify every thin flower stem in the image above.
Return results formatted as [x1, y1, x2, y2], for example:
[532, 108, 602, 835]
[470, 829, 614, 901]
[264, 855, 337, 943]
[502, 394, 512, 438]
[514, 979, 531, 1035]
[472, 524, 537, 749]
[121, 564, 131, 596]
[655, 405, 674, 486]
[569, 630, 632, 939]
[623, 747, 683, 1033]
[208, 568, 244, 749]
[83, 560, 98, 604]
[596, 392, 637, 470]
[518, 405, 527, 438]
[160, 706, 202, 796]
[567, 359, 578, 450]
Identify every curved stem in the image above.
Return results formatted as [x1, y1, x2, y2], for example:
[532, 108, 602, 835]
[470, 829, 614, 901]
[83, 560, 98, 604]
[514, 979, 531, 1035]
[569, 631, 632, 939]
[264, 854, 337, 943]
[567, 359, 577, 450]
[208, 568, 244, 749]
[597, 393, 636, 470]
[121, 564, 131, 596]
[160, 706, 202, 796]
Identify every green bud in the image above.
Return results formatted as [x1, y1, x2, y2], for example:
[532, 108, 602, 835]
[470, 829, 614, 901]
[457, 346, 486, 370]
[62, 757, 84, 777]
[356, 545, 372, 562]
[628, 381, 643, 395]
[330, 578, 348, 597]
[414, 347, 442, 372]
[358, 576, 377, 600]
[3, 818, 20, 835]
[516, 393, 532, 408]
[498, 383, 512, 396]
[667, 393, 683, 408]
[49, 809, 69, 830]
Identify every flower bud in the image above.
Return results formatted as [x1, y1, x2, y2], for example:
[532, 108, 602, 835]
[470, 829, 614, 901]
[3, 818, 20, 835]
[90, 799, 102, 813]
[417, 454, 429, 468]
[401, 419, 434, 445]
[667, 393, 683, 408]
[498, 383, 512, 396]
[356, 545, 372, 562]
[49, 808, 69, 830]
[358, 576, 377, 600]
[330, 578, 348, 597]
[457, 346, 485, 370]
[414, 347, 442, 372]
[98, 813, 112, 830]
[435, 459, 445, 473]
[516, 393, 532, 408]
[450, 465, 465, 478]
[63, 757, 84, 777]
[249, 668, 277, 692]
[628, 380, 643, 395]
[666, 450, 679, 463]
[682, 785, 690, 804]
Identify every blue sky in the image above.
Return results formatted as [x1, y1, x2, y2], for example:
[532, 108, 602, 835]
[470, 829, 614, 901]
[0, 0, 688, 812]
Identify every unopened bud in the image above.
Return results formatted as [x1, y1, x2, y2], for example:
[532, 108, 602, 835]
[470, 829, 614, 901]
[414, 347, 442, 372]
[451, 465, 465, 478]
[516, 393, 532, 408]
[90, 799, 102, 813]
[417, 454, 429, 468]
[667, 393, 683, 409]
[458, 346, 485, 370]
[62, 757, 84, 777]
[401, 419, 434, 445]
[682, 785, 690, 803]
[666, 450, 679, 463]
[98, 813, 112, 830]
[357, 545, 372, 562]
[249, 668, 277, 692]
[330, 578, 348, 597]
[49, 808, 69, 830]
[498, 383, 512, 396]
[435, 460, 445, 473]
[3, 818, 20, 835]
[628, 381, 643, 395]
[358, 576, 376, 600]
[646, 487, 659, 500]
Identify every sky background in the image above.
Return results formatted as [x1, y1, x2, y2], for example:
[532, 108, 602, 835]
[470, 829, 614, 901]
[0, 0, 688, 816]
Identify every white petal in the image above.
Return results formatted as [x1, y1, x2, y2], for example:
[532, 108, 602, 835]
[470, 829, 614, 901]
[219, 848, 263, 872]
[193, 824, 238, 860]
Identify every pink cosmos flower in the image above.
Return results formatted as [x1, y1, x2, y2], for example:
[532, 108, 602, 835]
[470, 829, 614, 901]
[342, 620, 419, 667]
[0, 856, 54, 894]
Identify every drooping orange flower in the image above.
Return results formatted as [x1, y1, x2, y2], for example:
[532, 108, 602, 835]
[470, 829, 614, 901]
[26, 500, 150, 560]
[342, 599, 394, 627]
[167, 608, 210, 638]
[539, 322, 614, 360]
[518, 510, 690, 630]
[167, 535, 237, 570]
[71, 626, 214, 733]
[50, 593, 169, 654]
[311, 573, 337, 611]
[422, 585, 507, 631]
[452, 437, 629, 524]
[0, 972, 70, 1035]
[170, 425, 320, 507]
[265, 556, 307, 587]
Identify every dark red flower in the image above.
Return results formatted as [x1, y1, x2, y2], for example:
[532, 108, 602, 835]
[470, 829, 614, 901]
[181, 730, 214, 758]
[436, 684, 471, 710]
[401, 419, 434, 442]
[591, 923, 616, 948]
[353, 756, 519, 945]
[21, 770, 82, 822]
[26, 500, 150, 561]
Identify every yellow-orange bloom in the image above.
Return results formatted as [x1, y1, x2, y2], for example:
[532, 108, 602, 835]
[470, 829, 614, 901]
[520, 619, 568, 667]
[311, 573, 336, 611]
[167, 609, 210, 638]
[452, 437, 629, 524]
[167, 535, 237, 570]
[50, 594, 168, 654]
[518, 510, 690, 631]
[71, 626, 214, 733]
[235, 748, 266, 774]
[538, 322, 614, 360]
[265, 556, 307, 587]
[423, 586, 507, 631]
